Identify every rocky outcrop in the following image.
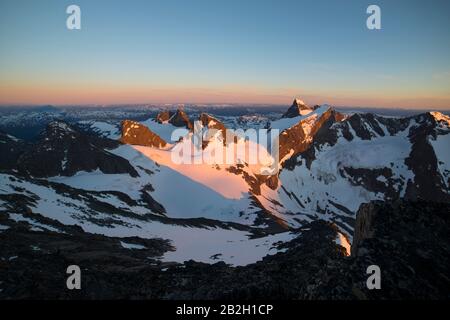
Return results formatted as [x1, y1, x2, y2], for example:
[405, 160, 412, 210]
[155, 109, 193, 130]
[341, 167, 402, 200]
[0, 131, 28, 170]
[199, 113, 227, 136]
[279, 107, 338, 167]
[155, 111, 171, 123]
[17, 121, 139, 177]
[170, 109, 193, 130]
[120, 120, 167, 148]
[1, 200, 449, 299]
[347, 200, 450, 299]
[282, 98, 313, 118]
[198, 113, 228, 148]
[404, 113, 450, 202]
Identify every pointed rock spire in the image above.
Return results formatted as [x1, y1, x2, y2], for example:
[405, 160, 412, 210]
[282, 98, 313, 118]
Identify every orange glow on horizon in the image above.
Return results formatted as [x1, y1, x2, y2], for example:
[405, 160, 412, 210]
[1, 82, 449, 110]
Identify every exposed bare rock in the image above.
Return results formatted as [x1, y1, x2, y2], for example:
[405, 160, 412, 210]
[155, 111, 171, 123]
[282, 98, 313, 118]
[120, 120, 167, 148]
[0, 131, 28, 170]
[279, 107, 338, 167]
[1, 191, 449, 299]
[17, 121, 139, 178]
[198, 113, 228, 148]
[169, 109, 193, 130]
[347, 200, 450, 299]
[404, 113, 450, 202]
[155, 109, 193, 130]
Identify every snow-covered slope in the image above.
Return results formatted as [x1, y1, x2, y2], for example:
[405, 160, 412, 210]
[0, 172, 293, 266]
[54, 144, 261, 223]
[140, 118, 181, 143]
[77, 120, 121, 139]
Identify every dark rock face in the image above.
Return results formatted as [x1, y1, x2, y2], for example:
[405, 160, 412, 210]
[404, 113, 450, 202]
[341, 167, 403, 200]
[282, 99, 313, 118]
[279, 107, 338, 168]
[0, 131, 28, 170]
[2, 200, 448, 299]
[282, 109, 345, 171]
[198, 113, 228, 148]
[155, 111, 171, 123]
[199, 113, 226, 135]
[348, 200, 450, 299]
[120, 120, 167, 148]
[169, 109, 193, 130]
[155, 109, 193, 130]
[333, 112, 410, 142]
[16, 121, 139, 178]
[0, 212, 172, 300]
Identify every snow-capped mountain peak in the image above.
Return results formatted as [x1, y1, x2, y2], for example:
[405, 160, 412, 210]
[430, 111, 450, 125]
[294, 98, 306, 105]
[271, 104, 332, 132]
[282, 98, 314, 118]
[45, 121, 76, 139]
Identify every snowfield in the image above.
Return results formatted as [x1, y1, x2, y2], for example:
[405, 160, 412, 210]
[77, 120, 121, 139]
[0, 172, 294, 266]
[140, 118, 180, 143]
[270, 105, 329, 132]
[430, 132, 450, 189]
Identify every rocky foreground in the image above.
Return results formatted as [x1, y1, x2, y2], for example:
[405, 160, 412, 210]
[1, 199, 448, 299]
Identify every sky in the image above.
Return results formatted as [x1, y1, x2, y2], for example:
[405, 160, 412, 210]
[0, 0, 449, 109]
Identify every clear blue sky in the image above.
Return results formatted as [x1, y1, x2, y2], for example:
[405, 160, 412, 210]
[1, 0, 449, 108]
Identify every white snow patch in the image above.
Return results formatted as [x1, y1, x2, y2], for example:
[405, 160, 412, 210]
[140, 118, 181, 143]
[52, 122, 73, 132]
[430, 133, 450, 189]
[7, 134, 20, 141]
[61, 149, 68, 170]
[376, 175, 388, 184]
[78, 120, 121, 139]
[162, 229, 295, 266]
[120, 241, 146, 250]
[270, 105, 329, 132]
[8, 213, 63, 233]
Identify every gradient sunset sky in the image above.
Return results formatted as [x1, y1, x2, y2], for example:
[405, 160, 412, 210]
[1, 0, 449, 109]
